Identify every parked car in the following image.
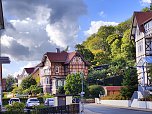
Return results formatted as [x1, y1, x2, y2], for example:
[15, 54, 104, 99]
[8, 98, 20, 105]
[44, 98, 54, 106]
[26, 98, 40, 108]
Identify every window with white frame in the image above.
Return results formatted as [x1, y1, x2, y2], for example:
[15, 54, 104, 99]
[138, 41, 143, 53]
[55, 66, 59, 73]
[46, 77, 49, 84]
[58, 80, 63, 87]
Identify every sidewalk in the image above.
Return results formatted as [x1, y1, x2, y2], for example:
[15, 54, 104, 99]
[93, 103, 152, 112]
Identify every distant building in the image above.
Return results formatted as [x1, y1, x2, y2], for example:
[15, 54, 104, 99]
[17, 67, 35, 86]
[18, 49, 90, 94]
[37, 50, 90, 94]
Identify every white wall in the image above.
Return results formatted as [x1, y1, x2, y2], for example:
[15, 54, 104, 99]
[95, 98, 152, 109]
[99, 100, 131, 107]
[66, 96, 72, 105]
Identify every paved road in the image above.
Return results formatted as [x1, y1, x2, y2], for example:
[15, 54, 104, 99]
[84, 103, 152, 114]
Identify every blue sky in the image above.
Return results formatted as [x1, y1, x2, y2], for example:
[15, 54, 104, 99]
[2, 0, 151, 77]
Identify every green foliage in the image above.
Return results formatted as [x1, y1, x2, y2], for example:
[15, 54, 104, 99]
[87, 69, 108, 85]
[30, 85, 42, 95]
[43, 93, 54, 99]
[116, 19, 131, 34]
[5, 102, 25, 112]
[58, 86, 65, 94]
[75, 44, 94, 63]
[120, 68, 138, 99]
[12, 86, 23, 94]
[21, 75, 37, 89]
[101, 94, 125, 100]
[142, 7, 149, 12]
[88, 85, 104, 98]
[64, 73, 88, 96]
[5, 75, 15, 92]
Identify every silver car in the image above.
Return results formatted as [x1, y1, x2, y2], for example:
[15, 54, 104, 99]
[26, 98, 40, 108]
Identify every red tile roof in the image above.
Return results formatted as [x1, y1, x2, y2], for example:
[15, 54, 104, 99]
[133, 11, 152, 32]
[24, 67, 35, 74]
[42, 51, 90, 66]
[45, 51, 68, 62]
[104, 86, 123, 91]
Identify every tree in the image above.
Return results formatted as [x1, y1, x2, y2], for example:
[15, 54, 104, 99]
[21, 75, 37, 89]
[87, 69, 108, 85]
[88, 85, 105, 98]
[75, 44, 94, 62]
[120, 68, 138, 99]
[5, 75, 15, 92]
[58, 86, 65, 94]
[64, 73, 88, 96]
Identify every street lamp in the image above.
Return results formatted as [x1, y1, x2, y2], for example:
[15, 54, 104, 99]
[80, 72, 85, 114]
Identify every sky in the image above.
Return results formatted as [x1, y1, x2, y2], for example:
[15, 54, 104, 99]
[1, 0, 151, 77]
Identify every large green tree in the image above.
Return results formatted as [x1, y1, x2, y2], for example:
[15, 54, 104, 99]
[21, 75, 37, 90]
[64, 73, 88, 96]
[120, 68, 138, 99]
[75, 44, 94, 63]
[5, 75, 15, 92]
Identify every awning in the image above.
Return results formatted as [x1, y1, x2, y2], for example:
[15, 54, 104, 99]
[136, 56, 152, 67]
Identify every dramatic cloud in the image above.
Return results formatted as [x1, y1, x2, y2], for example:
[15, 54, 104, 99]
[141, 0, 151, 3]
[84, 20, 119, 36]
[1, 0, 87, 61]
[140, 0, 151, 5]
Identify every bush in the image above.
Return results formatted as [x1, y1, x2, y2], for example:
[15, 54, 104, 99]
[101, 94, 125, 100]
[58, 86, 65, 94]
[88, 85, 105, 98]
[5, 102, 25, 112]
[139, 95, 152, 101]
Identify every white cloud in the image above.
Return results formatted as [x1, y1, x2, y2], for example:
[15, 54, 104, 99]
[1, 0, 87, 61]
[99, 11, 104, 17]
[84, 20, 119, 36]
[141, 0, 151, 3]
[140, 0, 151, 6]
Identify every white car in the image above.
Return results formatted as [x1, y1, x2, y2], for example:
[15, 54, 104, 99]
[44, 98, 54, 106]
[8, 98, 20, 105]
[26, 98, 40, 108]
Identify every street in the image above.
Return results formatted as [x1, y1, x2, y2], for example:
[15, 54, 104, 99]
[84, 103, 152, 114]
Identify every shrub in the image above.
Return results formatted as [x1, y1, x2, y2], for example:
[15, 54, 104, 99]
[139, 95, 152, 101]
[58, 86, 65, 94]
[88, 85, 105, 98]
[5, 102, 25, 112]
[101, 94, 125, 100]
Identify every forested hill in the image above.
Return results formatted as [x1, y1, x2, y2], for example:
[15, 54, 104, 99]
[76, 18, 135, 68]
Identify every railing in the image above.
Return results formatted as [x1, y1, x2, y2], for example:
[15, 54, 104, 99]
[0, 104, 79, 114]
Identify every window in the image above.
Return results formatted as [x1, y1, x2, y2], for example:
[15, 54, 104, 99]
[46, 77, 49, 84]
[55, 66, 59, 73]
[78, 57, 82, 63]
[58, 80, 63, 87]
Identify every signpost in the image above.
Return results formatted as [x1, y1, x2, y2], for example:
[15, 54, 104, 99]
[80, 72, 84, 114]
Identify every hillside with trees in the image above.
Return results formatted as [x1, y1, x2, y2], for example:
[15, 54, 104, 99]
[75, 18, 136, 87]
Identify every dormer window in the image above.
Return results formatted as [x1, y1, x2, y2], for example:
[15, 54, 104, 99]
[55, 66, 59, 73]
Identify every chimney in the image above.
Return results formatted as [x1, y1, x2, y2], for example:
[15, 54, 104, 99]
[56, 48, 60, 53]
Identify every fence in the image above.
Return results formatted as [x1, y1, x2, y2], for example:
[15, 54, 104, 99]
[0, 104, 79, 114]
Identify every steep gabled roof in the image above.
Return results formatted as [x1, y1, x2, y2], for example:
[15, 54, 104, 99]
[24, 67, 35, 75]
[45, 51, 68, 62]
[131, 11, 152, 39]
[133, 11, 152, 32]
[41, 51, 91, 66]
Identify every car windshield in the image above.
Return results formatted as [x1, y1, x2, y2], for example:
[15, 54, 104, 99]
[29, 99, 39, 102]
[11, 99, 19, 101]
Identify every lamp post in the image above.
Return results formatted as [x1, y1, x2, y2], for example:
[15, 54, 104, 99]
[80, 72, 85, 114]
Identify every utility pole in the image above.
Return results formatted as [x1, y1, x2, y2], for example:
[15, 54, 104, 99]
[80, 72, 85, 114]
[0, 0, 10, 110]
